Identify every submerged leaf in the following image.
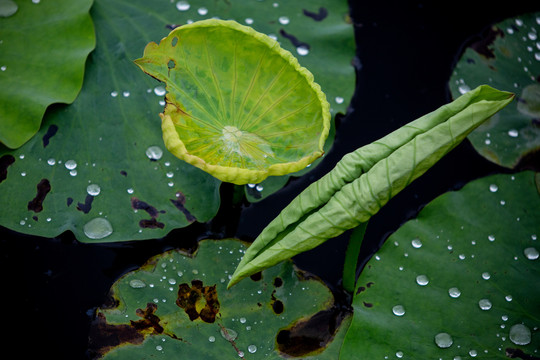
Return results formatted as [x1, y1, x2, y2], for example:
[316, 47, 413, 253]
[229, 85, 514, 287]
[0, 0, 95, 148]
[340, 171, 540, 359]
[135, 19, 331, 185]
[90, 239, 350, 359]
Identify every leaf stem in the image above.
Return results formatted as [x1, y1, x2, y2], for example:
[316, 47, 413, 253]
[342, 222, 368, 293]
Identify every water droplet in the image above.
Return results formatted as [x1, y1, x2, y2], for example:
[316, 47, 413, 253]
[87, 184, 101, 196]
[20, 172, 26, 177]
[70, 170, 78, 177]
[238, 351, 244, 357]
[220, 327, 238, 341]
[239, 317, 247, 324]
[166, 171, 174, 178]
[146, 146, 163, 160]
[256, 185, 264, 192]
[297, 46, 309, 56]
[176, 1, 190, 11]
[335, 96, 344, 104]
[127, 188, 134, 194]
[489, 184, 498, 192]
[32, 0, 40, 3]
[168, 278, 176, 285]
[0, 65, 6, 71]
[524, 247, 539, 260]
[208, 335, 216, 342]
[278, 16, 290, 25]
[454, 356, 462, 360]
[0, 0, 18, 17]
[416, 275, 429, 286]
[505, 295, 513, 302]
[65, 160, 77, 170]
[488, 234, 495, 242]
[508, 129, 519, 138]
[154, 85, 166, 96]
[469, 349, 478, 357]
[482, 272, 491, 280]
[411, 238, 422, 248]
[478, 299, 492, 310]
[129, 279, 146, 288]
[245, 18, 254, 25]
[110, 91, 118, 97]
[83, 217, 113, 240]
[502, 315, 509, 321]
[528, 32, 538, 41]
[47, 158, 56, 166]
[434, 332, 453, 348]
[392, 305, 405, 316]
[122, 91, 130, 97]
[396, 351, 404, 358]
[448, 287, 461, 298]
[510, 324, 531, 345]
[197, 7, 208, 15]
[458, 84, 471, 94]
[248, 345, 257, 353]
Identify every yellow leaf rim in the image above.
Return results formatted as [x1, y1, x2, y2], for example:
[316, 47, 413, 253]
[154, 19, 331, 185]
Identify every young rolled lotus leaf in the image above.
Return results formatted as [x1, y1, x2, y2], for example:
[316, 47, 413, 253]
[449, 12, 540, 170]
[340, 171, 540, 359]
[228, 85, 514, 287]
[89, 239, 350, 359]
[135, 19, 331, 185]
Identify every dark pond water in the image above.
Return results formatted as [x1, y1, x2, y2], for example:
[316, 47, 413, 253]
[1, 2, 538, 359]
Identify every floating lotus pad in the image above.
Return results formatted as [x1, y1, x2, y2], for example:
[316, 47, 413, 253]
[135, 19, 331, 185]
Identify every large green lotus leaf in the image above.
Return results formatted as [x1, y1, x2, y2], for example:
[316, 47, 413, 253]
[0, 0, 355, 241]
[135, 19, 331, 185]
[449, 12, 540, 169]
[89, 239, 350, 359]
[340, 171, 540, 359]
[0, 0, 95, 149]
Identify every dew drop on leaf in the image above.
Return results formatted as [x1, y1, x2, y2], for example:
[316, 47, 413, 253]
[416, 275, 429, 286]
[434, 332, 453, 348]
[478, 299, 492, 310]
[176, 1, 190, 11]
[208, 336, 216, 343]
[392, 305, 405, 316]
[154, 86, 166, 96]
[448, 287, 461, 298]
[278, 16, 290, 25]
[509, 324, 531, 345]
[489, 184, 498, 192]
[220, 327, 238, 341]
[65, 160, 77, 170]
[146, 146, 163, 160]
[83, 217, 113, 240]
[248, 345, 257, 353]
[87, 184, 101, 196]
[197, 7, 208, 15]
[129, 279, 146, 288]
[524, 247, 539, 260]
[411, 238, 422, 248]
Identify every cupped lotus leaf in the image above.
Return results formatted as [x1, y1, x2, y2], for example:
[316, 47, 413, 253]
[89, 239, 350, 359]
[0, 0, 95, 148]
[228, 85, 514, 287]
[340, 171, 540, 359]
[135, 19, 331, 185]
[449, 12, 540, 169]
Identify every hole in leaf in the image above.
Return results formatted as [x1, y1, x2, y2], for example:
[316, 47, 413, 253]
[167, 59, 176, 69]
[171, 36, 178, 47]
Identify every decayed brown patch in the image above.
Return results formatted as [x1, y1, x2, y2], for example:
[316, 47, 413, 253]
[176, 280, 220, 323]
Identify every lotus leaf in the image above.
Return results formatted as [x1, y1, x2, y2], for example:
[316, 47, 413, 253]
[449, 12, 540, 169]
[135, 20, 331, 185]
[90, 239, 350, 359]
[229, 85, 514, 287]
[340, 171, 540, 359]
[0, 0, 95, 148]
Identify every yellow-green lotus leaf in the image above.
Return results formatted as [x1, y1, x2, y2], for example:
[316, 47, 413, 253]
[135, 19, 330, 185]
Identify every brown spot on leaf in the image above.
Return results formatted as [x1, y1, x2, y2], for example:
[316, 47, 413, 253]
[77, 194, 94, 214]
[0, 154, 15, 183]
[279, 29, 310, 51]
[250, 272, 262, 281]
[470, 26, 504, 59]
[131, 197, 165, 229]
[131, 303, 164, 334]
[506, 348, 540, 359]
[356, 286, 366, 295]
[170, 191, 196, 222]
[27, 179, 51, 213]
[276, 306, 349, 357]
[270, 290, 284, 314]
[176, 280, 220, 323]
[303, 7, 328, 21]
[88, 312, 144, 358]
[42, 124, 58, 148]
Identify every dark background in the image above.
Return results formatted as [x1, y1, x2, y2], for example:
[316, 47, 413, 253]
[1, 1, 539, 359]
